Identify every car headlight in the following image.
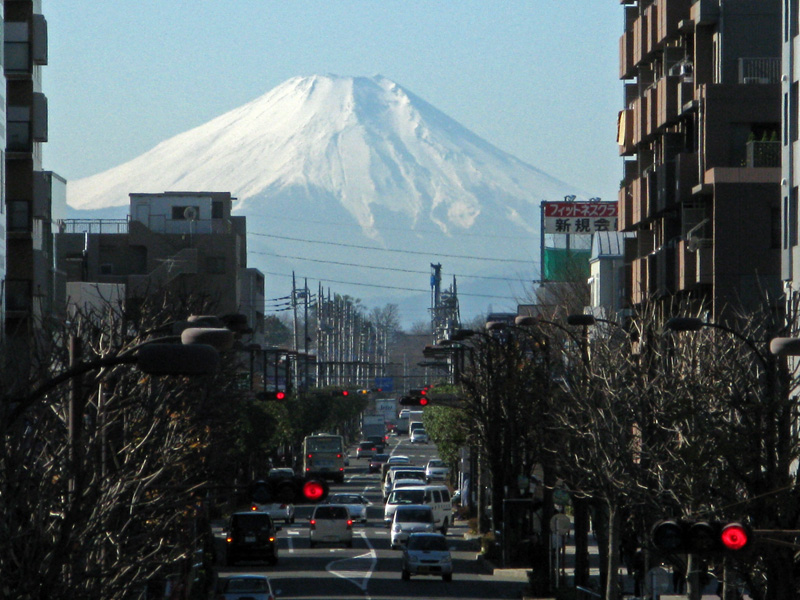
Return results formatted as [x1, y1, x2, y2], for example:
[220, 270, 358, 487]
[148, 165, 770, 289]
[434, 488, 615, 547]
[441, 555, 452, 565]
[408, 554, 420, 563]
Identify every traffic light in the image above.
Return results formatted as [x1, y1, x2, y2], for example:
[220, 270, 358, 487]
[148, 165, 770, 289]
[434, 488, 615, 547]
[248, 475, 330, 505]
[256, 390, 287, 401]
[400, 388, 429, 406]
[651, 519, 753, 555]
[332, 389, 350, 397]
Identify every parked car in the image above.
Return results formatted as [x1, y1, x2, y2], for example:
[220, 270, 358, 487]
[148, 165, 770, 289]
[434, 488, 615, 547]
[369, 452, 390, 473]
[326, 493, 370, 523]
[309, 504, 354, 548]
[215, 574, 276, 599]
[410, 428, 429, 444]
[425, 458, 449, 481]
[401, 532, 453, 582]
[356, 441, 378, 459]
[224, 512, 280, 566]
[391, 504, 436, 549]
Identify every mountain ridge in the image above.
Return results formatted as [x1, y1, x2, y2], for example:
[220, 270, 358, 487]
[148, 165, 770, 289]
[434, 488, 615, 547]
[65, 74, 586, 321]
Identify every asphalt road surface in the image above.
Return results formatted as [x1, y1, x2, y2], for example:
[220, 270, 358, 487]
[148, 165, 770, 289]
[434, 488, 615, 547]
[212, 434, 530, 600]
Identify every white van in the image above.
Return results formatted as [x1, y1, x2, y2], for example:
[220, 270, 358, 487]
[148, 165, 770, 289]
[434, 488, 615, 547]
[384, 485, 452, 533]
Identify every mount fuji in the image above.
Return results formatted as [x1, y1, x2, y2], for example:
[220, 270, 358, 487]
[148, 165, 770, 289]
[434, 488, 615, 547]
[66, 74, 587, 324]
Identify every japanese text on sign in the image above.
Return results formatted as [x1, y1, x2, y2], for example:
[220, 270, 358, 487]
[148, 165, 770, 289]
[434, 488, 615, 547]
[542, 201, 618, 235]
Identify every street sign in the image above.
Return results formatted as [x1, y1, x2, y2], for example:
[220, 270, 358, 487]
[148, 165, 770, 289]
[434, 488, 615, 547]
[374, 377, 393, 392]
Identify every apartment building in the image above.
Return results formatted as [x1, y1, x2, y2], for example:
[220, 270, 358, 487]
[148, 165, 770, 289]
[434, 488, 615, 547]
[55, 191, 265, 342]
[4, 1, 65, 338]
[617, 0, 782, 318]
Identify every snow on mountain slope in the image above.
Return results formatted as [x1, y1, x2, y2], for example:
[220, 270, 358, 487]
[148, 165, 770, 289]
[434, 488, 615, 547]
[68, 75, 581, 230]
[66, 74, 588, 319]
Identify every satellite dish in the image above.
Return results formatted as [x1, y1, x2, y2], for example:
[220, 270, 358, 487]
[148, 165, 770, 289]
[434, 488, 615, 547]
[183, 206, 198, 221]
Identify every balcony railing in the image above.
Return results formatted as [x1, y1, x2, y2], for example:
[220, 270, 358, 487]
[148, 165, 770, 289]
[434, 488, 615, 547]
[746, 140, 780, 168]
[738, 57, 780, 84]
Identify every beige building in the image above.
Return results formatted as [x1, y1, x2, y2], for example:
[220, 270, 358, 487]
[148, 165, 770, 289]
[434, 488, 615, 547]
[55, 191, 264, 340]
[618, 0, 782, 318]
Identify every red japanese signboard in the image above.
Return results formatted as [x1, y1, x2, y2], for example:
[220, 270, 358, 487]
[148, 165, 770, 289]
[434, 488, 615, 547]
[542, 201, 618, 235]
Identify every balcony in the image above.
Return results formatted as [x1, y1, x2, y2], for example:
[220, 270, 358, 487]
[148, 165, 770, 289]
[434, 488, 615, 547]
[656, 75, 679, 129]
[619, 184, 634, 231]
[633, 14, 648, 66]
[617, 109, 635, 156]
[620, 30, 635, 79]
[656, 0, 692, 46]
[631, 257, 648, 305]
[746, 140, 780, 168]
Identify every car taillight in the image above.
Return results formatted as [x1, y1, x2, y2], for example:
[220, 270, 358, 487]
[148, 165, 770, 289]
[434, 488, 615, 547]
[280, 504, 287, 509]
[269, 536, 275, 542]
[347, 520, 353, 529]
[250, 505, 258, 511]
[339, 467, 344, 472]
[337, 453, 342, 458]
[310, 519, 316, 529]
[226, 536, 233, 543]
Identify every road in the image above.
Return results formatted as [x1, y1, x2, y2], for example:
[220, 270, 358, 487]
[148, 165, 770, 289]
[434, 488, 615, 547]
[212, 434, 530, 599]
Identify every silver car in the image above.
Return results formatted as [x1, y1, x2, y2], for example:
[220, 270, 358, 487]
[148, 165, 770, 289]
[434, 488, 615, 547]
[391, 504, 435, 549]
[401, 532, 453, 582]
[326, 493, 370, 523]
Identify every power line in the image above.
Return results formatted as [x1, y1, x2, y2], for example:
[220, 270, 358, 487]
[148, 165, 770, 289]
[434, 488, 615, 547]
[251, 250, 535, 283]
[259, 269, 522, 300]
[250, 232, 535, 264]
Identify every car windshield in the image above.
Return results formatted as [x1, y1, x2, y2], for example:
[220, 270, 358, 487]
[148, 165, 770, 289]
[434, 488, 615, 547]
[222, 577, 268, 592]
[372, 454, 390, 461]
[428, 460, 443, 467]
[408, 535, 448, 551]
[389, 489, 425, 504]
[396, 508, 433, 523]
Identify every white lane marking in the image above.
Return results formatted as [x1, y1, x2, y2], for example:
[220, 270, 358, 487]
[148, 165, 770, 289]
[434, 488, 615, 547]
[325, 531, 377, 597]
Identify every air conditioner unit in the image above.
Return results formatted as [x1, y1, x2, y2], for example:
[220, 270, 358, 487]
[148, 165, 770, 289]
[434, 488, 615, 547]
[743, 77, 770, 84]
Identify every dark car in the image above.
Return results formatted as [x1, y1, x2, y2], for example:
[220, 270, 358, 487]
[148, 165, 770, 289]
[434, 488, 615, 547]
[369, 453, 390, 473]
[225, 511, 280, 566]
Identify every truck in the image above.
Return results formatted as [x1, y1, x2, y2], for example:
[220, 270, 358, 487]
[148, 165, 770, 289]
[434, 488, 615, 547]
[374, 398, 397, 429]
[361, 414, 386, 442]
[408, 410, 424, 436]
[395, 409, 410, 435]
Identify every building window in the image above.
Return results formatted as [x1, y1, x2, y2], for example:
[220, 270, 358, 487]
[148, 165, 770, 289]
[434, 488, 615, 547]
[791, 187, 799, 248]
[5, 279, 29, 311]
[206, 256, 225, 274]
[212, 201, 224, 219]
[7, 200, 28, 231]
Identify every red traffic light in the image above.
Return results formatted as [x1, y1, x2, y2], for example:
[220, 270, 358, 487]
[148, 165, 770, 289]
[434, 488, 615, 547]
[301, 478, 329, 503]
[419, 397, 428, 406]
[275, 390, 286, 400]
[720, 523, 750, 551]
[651, 519, 753, 555]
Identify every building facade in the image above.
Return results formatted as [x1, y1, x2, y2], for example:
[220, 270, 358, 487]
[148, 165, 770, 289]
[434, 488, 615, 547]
[3, 1, 66, 339]
[618, 0, 782, 319]
[55, 191, 265, 341]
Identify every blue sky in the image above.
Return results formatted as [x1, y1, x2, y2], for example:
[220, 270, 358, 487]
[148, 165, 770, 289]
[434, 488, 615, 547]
[44, 1, 622, 203]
